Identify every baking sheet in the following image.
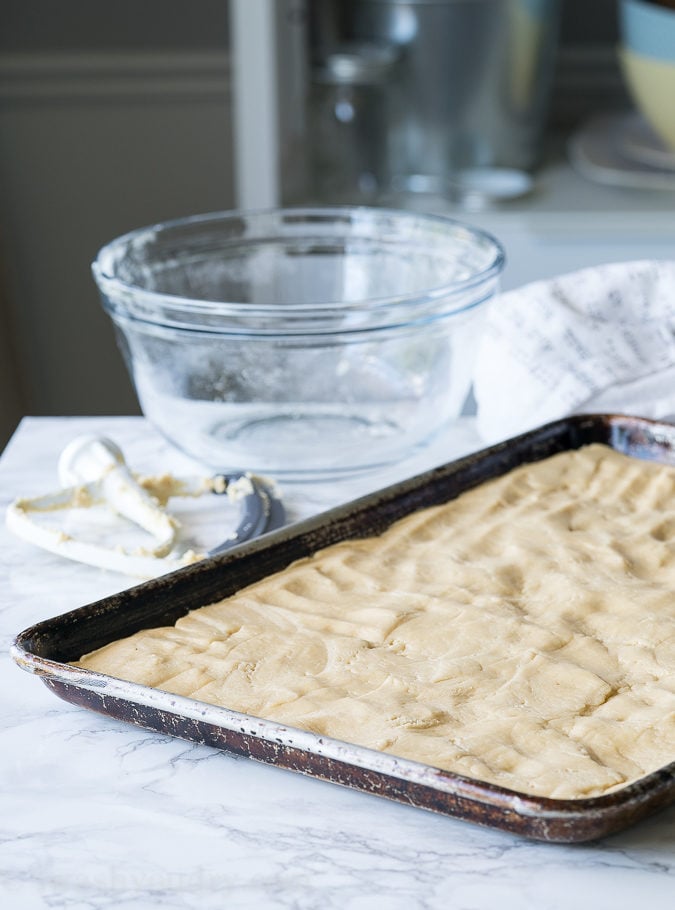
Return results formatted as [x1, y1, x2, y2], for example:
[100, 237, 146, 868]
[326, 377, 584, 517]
[11, 414, 675, 843]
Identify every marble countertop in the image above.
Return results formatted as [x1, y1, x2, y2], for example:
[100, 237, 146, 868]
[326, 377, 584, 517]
[2, 416, 674, 910]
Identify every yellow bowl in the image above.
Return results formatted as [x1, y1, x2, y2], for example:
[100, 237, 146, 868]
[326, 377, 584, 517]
[619, 45, 675, 151]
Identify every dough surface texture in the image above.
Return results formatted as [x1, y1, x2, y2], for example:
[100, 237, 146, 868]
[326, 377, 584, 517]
[76, 445, 675, 798]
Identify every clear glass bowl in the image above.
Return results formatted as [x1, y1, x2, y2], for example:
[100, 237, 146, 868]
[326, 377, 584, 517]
[92, 207, 504, 479]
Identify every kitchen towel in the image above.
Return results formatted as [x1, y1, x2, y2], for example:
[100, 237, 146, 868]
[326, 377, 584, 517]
[473, 259, 675, 443]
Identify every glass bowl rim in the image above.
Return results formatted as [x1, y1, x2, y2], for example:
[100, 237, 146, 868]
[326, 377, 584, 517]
[91, 205, 506, 321]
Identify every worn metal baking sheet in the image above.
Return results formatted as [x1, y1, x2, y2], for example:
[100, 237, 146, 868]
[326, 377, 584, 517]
[11, 414, 675, 843]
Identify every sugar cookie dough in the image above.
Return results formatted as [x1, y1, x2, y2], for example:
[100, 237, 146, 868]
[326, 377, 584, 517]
[76, 444, 675, 799]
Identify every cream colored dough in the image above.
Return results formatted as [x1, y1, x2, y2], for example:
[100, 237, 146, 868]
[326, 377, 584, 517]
[76, 445, 675, 799]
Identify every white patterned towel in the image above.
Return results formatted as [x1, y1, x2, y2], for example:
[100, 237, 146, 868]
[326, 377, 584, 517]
[473, 259, 675, 443]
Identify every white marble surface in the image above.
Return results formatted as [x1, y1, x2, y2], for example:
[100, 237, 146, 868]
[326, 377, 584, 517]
[2, 416, 675, 910]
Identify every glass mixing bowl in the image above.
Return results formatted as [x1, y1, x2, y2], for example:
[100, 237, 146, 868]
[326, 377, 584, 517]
[92, 207, 504, 479]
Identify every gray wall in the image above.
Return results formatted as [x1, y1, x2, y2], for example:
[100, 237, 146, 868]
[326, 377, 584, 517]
[552, 0, 626, 129]
[559, 0, 618, 44]
[1, 0, 230, 51]
[0, 1, 233, 447]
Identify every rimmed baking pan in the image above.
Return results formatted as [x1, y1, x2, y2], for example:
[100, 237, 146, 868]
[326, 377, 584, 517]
[11, 414, 675, 843]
